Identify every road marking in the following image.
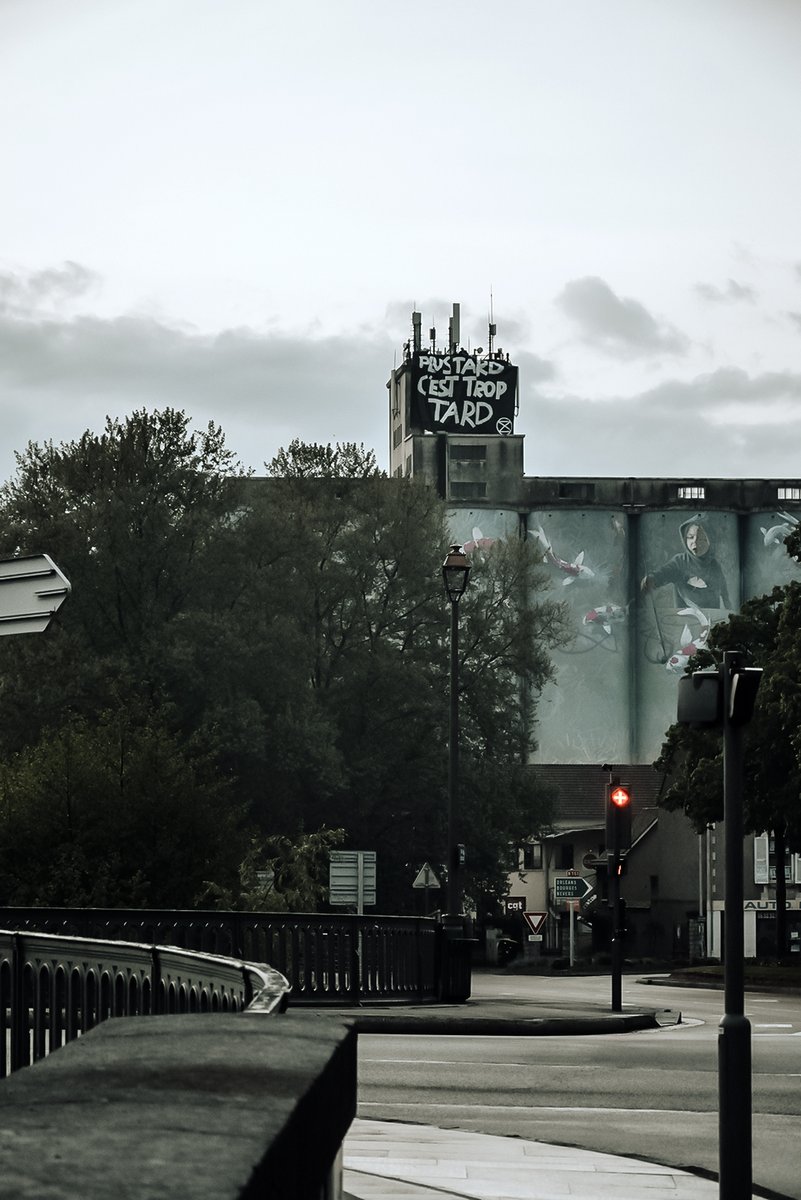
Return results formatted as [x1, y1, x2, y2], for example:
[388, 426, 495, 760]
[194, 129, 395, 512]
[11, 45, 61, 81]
[754, 1023, 793, 1028]
[366, 1059, 603, 1068]
[359, 1101, 711, 1116]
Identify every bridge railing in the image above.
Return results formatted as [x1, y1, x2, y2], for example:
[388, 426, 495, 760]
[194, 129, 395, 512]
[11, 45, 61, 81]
[0, 908, 444, 1005]
[0, 928, 290, 1078]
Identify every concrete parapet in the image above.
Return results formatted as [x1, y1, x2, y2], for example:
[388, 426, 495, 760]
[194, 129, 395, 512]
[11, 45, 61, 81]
[0, 1011, 356, 1199]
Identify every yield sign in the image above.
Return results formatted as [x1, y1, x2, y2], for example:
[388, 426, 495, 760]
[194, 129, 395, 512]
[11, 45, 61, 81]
[0, 555, 71, 636]
[523, 911, 547, 935]
[412, 862, 441, 889]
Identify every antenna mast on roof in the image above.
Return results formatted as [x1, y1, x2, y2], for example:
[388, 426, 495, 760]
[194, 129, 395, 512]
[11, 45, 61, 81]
[488, 288, 496, 356]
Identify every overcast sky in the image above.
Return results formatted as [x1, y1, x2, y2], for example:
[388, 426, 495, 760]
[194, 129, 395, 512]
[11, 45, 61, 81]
[2, 0, 800, 485]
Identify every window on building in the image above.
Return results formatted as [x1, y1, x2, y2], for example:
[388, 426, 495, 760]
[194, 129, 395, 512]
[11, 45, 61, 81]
[450, 481, 487, 499]
[558, 482, 595, 501]
[393, 424, 403, 448]
[449, 443, 487, 461]
[778, 486, 801, 501]
[522, 843, 543, 870]
[678, 485, 706, 500]
[559, 843, 574, 870]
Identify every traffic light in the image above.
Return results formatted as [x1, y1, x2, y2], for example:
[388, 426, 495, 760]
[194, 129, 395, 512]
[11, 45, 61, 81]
[606, 779, 632, 857]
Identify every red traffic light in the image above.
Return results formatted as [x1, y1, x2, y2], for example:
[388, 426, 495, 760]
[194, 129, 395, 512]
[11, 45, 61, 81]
[609, 785, 631, 808]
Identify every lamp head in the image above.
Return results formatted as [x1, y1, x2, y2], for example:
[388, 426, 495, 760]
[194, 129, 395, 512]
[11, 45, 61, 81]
[442, 544, 471, 602]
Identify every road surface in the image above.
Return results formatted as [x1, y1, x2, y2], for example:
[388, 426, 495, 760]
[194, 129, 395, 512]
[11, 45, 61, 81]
[357, 972, 801, 1198]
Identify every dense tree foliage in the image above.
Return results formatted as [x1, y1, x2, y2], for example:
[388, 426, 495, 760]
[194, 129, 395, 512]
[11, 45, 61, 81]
[0, 415, 568, 913]
[655, 563, 801, 955]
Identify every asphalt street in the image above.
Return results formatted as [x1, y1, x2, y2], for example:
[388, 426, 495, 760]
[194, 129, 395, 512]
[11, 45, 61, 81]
[352, 970, 801, 1199]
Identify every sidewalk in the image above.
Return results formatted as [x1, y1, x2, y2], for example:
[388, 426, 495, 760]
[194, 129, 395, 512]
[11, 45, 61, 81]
[333, 974, 745, 1200]
[343, 1118, 727, 1199]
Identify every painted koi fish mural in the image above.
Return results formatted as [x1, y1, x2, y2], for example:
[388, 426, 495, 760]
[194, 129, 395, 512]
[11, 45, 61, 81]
[665, 603, 711, 673]
[759, 511, 799, 547]
[583, 604, 626, 637]
[531, 526, 595, 585]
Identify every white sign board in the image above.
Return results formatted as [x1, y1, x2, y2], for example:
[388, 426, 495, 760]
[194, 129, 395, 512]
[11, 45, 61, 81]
[329, 850, 376, 908]
[0, 554, 71, 635]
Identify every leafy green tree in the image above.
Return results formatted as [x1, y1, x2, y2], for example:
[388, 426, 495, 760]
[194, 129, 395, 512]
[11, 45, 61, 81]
[656, 583, 801, 956]
[0, 709, 243, 907]
[200, 828, 346, 912]
[0, 419, 568, 916]
[0, 409, 246, 749]
[256, 449, 570, 910]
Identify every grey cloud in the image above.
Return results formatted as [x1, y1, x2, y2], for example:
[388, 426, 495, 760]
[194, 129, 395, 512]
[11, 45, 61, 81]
[0, 304, 394, 480]
[694, 278, 757, 304]
[515, 350, 556, 383]
[0, 261, 100, 312]
[522, 367, 801, 479]
[787, 312, 801, 333]
[556, 276, 689, 357]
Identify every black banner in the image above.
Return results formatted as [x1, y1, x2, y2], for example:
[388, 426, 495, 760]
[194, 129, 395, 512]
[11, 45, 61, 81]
[409, 353, 517, 435]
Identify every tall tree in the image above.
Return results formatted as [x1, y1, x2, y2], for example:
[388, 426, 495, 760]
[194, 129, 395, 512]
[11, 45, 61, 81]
[656, 582, 801, 956]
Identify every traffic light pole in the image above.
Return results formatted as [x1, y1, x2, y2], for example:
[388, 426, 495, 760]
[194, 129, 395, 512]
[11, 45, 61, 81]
[610, 863, 623, 1012]
[606, 778, 630, 1013]
[718, 652, 751, 1200]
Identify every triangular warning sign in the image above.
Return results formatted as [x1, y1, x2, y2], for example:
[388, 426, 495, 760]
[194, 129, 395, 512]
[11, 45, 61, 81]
[412, 862, 441, 889]
[523, 911, 547, 935]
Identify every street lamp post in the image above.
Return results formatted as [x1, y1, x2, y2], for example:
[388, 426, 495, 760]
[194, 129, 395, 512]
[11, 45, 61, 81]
[442, 544, 471, 917]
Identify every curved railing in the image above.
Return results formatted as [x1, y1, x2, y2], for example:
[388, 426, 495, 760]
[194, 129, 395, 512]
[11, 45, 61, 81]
[0, 908, 442, 1005]
[0, 928, 291, 1077]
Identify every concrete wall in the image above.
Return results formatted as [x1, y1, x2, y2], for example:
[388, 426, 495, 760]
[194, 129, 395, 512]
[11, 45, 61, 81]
[0, 1012, 357, 1199]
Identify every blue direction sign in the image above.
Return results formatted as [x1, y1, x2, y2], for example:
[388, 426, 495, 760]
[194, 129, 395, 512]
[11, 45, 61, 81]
[553, 875, 592, 900]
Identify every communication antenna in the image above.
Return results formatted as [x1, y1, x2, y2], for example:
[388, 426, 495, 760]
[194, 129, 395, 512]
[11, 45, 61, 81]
[412, 310, 422, 353]
[488, 288, 496, 355]
[449, 302, 460, 352]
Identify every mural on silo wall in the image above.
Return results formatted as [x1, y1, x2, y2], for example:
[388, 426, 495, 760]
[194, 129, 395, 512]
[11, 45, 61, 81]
[744, 510, 801, 599]
[447, 504, 801, 769]
[447, 508, 521, 551]
[636, 511, 739, 761]
[527, 509, 631, 764]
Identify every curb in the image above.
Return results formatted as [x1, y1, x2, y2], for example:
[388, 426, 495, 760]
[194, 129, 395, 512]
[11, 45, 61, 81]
[342, 1011, 665, 1036]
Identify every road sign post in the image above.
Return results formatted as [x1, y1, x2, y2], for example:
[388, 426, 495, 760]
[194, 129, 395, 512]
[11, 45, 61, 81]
[553, 877, 591, 967]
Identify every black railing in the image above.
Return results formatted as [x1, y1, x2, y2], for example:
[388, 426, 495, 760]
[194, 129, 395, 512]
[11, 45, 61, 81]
[0, 908, 443, 1005]
[0, 928, 290, 1078]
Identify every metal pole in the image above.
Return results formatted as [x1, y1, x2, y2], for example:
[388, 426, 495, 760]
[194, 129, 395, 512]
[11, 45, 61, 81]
[610, 865, 622, 1012]
[447, 598, 459, 916]
[719, 652, 752, 1200]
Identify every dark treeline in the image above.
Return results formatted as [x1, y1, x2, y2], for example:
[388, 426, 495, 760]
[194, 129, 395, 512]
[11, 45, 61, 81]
[0, 410, 569, 914]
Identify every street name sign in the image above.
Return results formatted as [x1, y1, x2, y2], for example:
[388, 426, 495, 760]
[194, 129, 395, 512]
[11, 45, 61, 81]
[0, 554, 71, 636]
[553, 875, 592, 900]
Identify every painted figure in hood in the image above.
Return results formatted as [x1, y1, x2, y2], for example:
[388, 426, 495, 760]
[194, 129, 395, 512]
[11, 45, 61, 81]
[640, 516, 730, 610]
